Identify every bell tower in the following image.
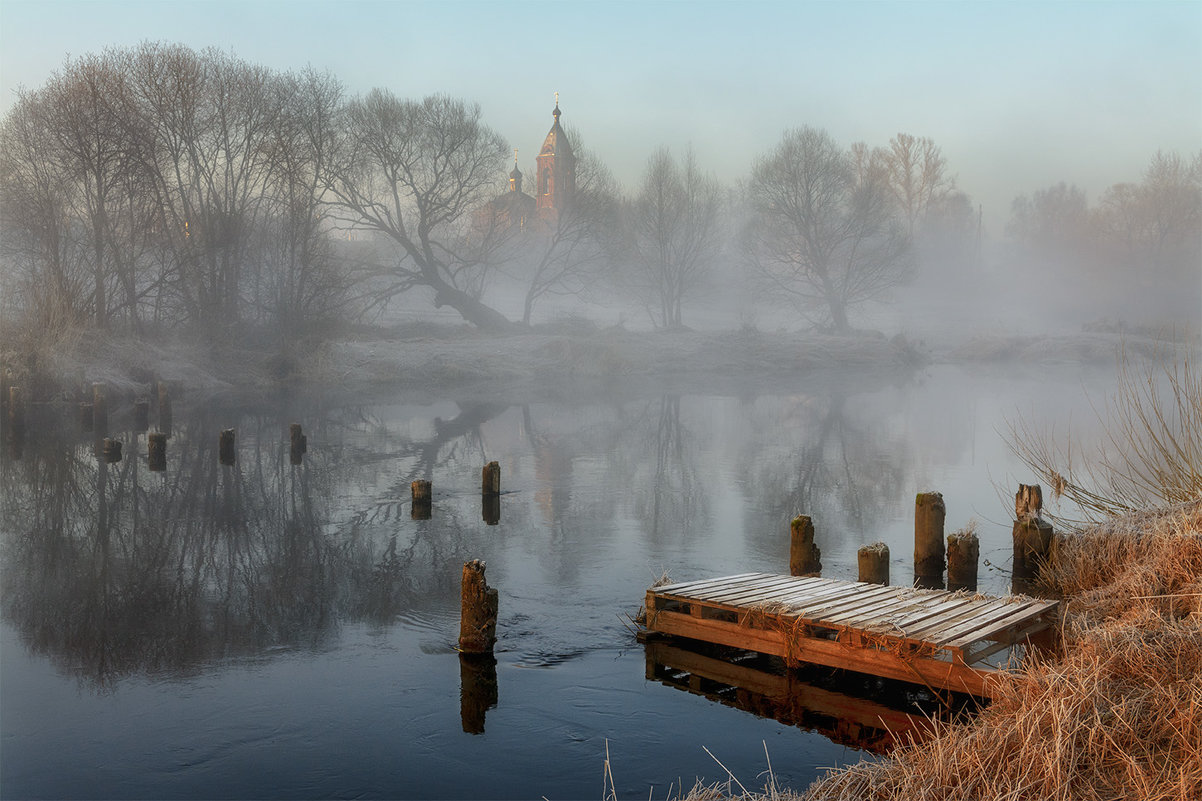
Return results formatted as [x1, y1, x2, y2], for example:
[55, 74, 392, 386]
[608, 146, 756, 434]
[535, 94, 576, 217]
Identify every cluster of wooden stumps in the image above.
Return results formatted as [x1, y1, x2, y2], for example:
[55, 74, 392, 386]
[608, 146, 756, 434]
[1, 376, 314, 472]
[790, 484, 1055, 594]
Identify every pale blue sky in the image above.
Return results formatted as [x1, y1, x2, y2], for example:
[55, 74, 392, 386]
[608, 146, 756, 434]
[1, 0, 1199, 229]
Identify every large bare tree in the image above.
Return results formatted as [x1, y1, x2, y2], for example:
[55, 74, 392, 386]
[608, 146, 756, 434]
[323, 91, 513, 331]
[745, 127, 913, 333]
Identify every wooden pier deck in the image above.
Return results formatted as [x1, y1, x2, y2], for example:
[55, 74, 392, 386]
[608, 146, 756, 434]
[644, 573, 1059, 697]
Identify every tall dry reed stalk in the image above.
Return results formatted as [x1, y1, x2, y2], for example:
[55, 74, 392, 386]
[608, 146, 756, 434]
[1006, 351, 1201, 527]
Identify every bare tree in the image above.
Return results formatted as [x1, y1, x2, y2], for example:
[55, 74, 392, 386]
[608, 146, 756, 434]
[251, 68, 354, 341]
[879, 133, 954, 235]
[745, 127, 913, 333]
[630, 147, 723, 328]
[323, 91, 513, 331]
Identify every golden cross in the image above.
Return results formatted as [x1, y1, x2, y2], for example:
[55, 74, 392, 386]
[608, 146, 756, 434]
[555, 91, 559, 107]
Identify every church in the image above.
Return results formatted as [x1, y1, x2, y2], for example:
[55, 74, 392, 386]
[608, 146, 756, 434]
[485, 99, 577, 231]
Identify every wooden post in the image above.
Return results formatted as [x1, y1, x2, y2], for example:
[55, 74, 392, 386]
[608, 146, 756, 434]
[947, 528, 980, 592]
[289, 423, 307, 465]
[411, 479, 432, 520]
[102, 438, 123, 464]
[789, 515, 822, 577]
[156, 381, 172, 435]
[218, 429, 236, 465]
[913, 492, 946, 580]
[482, 461, 500, 496]
[459, 654, 498, 735]
[91, 382, 108, 434]
[148, 433, 167, 471]
[857, 542, 889, 585]
[1013, 517, 1054, 586]
[459, 559, 498, 654]
[133, 399, 149, 432]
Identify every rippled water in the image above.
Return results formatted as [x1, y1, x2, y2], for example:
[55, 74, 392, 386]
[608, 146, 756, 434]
[1, 362, 1116, 799]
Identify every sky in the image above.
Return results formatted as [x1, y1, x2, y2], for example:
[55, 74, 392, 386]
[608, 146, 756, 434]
[1, 0, 1199, 234]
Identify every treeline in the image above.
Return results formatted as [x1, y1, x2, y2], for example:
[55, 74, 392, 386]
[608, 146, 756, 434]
[0, 44, 353, 343]
[1005, 155, 1201, 326]
[1, 43, 1196, 347]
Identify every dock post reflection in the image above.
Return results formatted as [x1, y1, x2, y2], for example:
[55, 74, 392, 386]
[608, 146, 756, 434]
[459, 653, 498, 734]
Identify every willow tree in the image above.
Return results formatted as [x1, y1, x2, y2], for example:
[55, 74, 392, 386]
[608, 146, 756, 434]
[745, 127, 913, 333]
[324, 91, 513, 331]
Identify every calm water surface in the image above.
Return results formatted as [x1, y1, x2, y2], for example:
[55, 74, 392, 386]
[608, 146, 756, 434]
[1, 362, 1117, 799]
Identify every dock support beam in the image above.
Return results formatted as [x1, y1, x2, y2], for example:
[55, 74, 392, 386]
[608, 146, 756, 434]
[914, 491, 945, 588]
[947, 528, 979, 592]
[789, 515, 822, 577]
[857, 542, 890, 585]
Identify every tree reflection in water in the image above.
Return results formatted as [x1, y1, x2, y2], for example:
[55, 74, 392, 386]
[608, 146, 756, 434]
[0, 401, 503, 690]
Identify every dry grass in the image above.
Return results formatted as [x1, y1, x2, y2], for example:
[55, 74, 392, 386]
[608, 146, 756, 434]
[795, 501, 1202, 801]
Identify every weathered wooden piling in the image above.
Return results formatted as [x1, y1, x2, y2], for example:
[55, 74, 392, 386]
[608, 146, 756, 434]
[789, 515, 822, 577]
[289, 423, 307, 465]
[857, 542, 890, 585]
[102, 438, 123, 464]
[947, 527, 980, 592]
[459, 654, 498, 735]
[459, 559, 498, 654]
[156, 381, 172, 434]
[218, 429, 236, 465]
[1013, 517, 1054, 584]
[482, 461, 500, 496]
[914, 492, 946, 580]
[133, 399, 149, 432]
[148, 433, 167, 471]
[91, 383, 108, 433]
[412, 479, 432, 519]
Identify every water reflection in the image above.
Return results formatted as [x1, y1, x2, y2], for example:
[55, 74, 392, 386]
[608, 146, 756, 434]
[644, 640, 971, 754]
[0, 405, 491, 689]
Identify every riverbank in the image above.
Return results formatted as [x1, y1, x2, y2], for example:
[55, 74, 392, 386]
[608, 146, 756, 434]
[682, 501, 1202, 801]
[0, 319, 1185, 406]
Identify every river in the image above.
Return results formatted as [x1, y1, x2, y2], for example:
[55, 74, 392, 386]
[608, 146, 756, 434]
[0, 361, 1118, 799]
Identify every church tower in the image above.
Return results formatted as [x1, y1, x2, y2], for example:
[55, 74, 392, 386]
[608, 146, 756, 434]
[535, 97, 576, 217]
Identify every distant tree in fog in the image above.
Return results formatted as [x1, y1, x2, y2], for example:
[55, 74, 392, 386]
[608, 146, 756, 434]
[745, 127, 913, 333]
[629, 147, 724, 328]
[878, 133, 955, 236]
[322, 91, 514, 331]
[1005, 151, 1201, 327]
[1006, 182, 1091, 260]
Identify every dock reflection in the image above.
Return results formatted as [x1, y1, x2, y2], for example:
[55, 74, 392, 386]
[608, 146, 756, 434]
[644, 640, 974, 754]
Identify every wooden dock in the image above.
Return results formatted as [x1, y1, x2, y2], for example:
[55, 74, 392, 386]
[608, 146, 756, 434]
[644, 573, 1059, 697]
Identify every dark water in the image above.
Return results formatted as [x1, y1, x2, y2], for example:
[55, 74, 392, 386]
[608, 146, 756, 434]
[0, 363, 1115, 799]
